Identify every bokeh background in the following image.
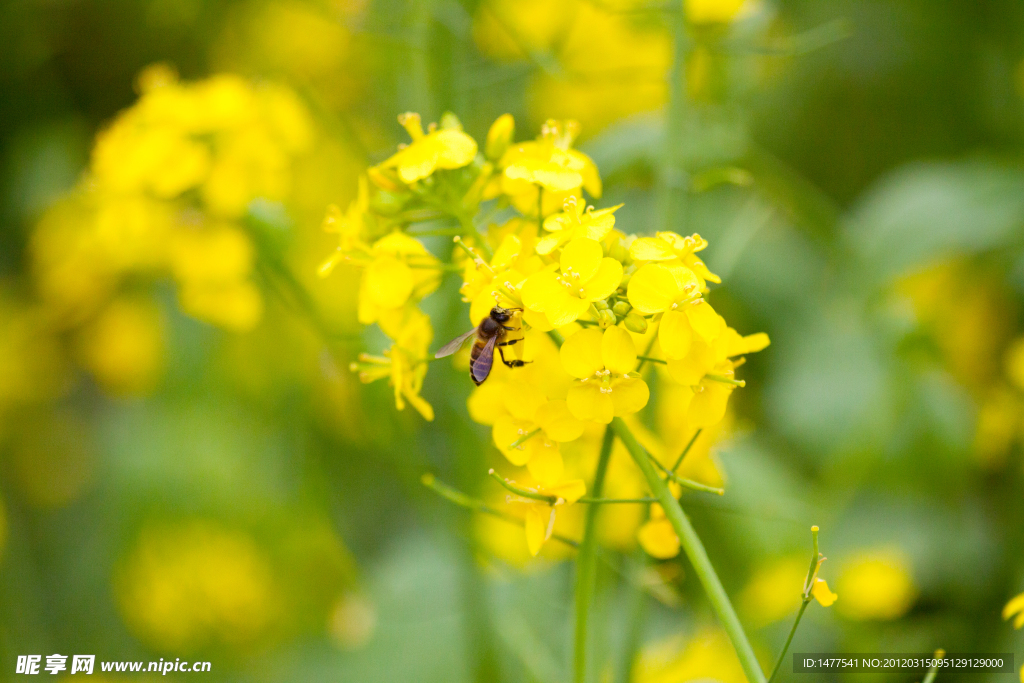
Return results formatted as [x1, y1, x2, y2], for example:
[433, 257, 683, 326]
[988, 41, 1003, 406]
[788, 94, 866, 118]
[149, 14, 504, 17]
[2, 0, 1024, 681]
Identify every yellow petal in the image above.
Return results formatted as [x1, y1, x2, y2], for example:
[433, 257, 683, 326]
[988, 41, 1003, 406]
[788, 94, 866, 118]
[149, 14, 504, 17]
[629, 236, 676, 261]
[567, 382, 615, 424]
[545, 291, 590, 327]
[434, 129, 478, 169]
[545, 479, 586, 503]
[526, 439, 564, 486]
[627, 264, 676, 314]
[503, 380, 547, 421]
[535, 233, 564, 255]
[687, 381, 732, 427]
[521, 269, 564, 313]
[686, 301, 725, 342]
[811, 578, 838, 607]
[611, 377, 650, 416]
[493, 415, 533, 466]
[580, 258, 623, 301]
[667, 356, 705, 385]
[1004, 592, 1024, 623]
[535, 399, 586, 442]
[659, 309, 693, 360]
[560, 238, 603, 284]
[524, 505, 550, 556]
[560, 328, 605, 379]
[727, 331, 770, 356]
[638, 518, 680, 559]
[363, 257, 414, 310]
[467, 381, 508, 425]
[601, 325, 637, 374]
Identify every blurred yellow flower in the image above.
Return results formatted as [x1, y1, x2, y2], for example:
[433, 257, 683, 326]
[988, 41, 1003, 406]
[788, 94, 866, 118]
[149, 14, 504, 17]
[117, 522, 278, 652]
[356, 232, 442, 329]
[637, 504, 680, 559]
[560, 326, 649, 423]
[740, 555, 806, 625]
[686, 0, 749, 25]
[634, 628, 747, 683]
[835, 550, 916, 621]
[351, 307, 435, 421]
[1004, 591, 1024, 629]
[493, 398, 585, 485]
[76, 297, 165, 396]
[1006, 336, 1024, 391]
[319, 175, 373, 277]
[522, 478, 586, 556]
[374, 113, 478, 185]
[522, 237, 622, 326]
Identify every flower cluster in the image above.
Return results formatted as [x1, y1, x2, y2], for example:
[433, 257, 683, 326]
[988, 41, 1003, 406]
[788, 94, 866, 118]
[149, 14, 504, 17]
[28, 65, 315, 394]
[323, 112, 768, 557]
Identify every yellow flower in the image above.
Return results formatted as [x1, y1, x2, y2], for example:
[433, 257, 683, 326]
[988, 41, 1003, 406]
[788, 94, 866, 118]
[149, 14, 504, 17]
[75, 297, 165, 396]
[811, 578, 838, 607]
[637, 503, 680, 559]
[634, 628, 747, 683]
[374, 112, 478, 185]
[356, 232, 442, 329]
[628, 265, 716, 360]
[497, 119, 601, 216]
[537, 197, 622, 255]
[493, 398, 585, 485]
[521, 478, 587, 556]
[629, 231, 719, 287]
[319, 175, 373, 277]
[740, 556, 806, 625]
[521, 237, 622, 326]
[835, 550, 916, 621]
[686, 0, 749, 25]
[560, 326, 649, 423]
[351, 307, 434, 421]
[1004, 592, 1024, 629]
[1006, 336, 1024, 391]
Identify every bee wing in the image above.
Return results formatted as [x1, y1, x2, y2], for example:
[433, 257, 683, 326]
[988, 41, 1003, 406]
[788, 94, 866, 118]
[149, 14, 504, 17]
[471, 335, 497, 385]
[434, 328, 478, 359]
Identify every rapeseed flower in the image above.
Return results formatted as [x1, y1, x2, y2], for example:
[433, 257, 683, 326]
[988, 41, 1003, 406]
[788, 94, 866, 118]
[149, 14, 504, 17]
[521, 238, 622, 326]
[835, 550, 916, 621]
[1003, 592, 1024, 629]
[351, 308, 435, 421]
[560, 326, 649, 423]
[520, 478, 587, 556]
[537, 197, 622, 255]
[493, 398, 585, 485]
[374, 113, 478, 185]
[354, 232, 442, 331]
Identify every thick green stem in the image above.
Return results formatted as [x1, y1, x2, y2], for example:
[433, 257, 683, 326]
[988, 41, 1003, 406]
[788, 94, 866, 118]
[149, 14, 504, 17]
[574, 427, 615, 683]
[611, 418, 766, 683]
[656, 6, 690, 233]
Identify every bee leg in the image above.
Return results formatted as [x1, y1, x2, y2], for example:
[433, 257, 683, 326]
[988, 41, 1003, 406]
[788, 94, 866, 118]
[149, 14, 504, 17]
[498, 345, 529, 368]
[497, 339, 521, 346]
[503, 326, 517, 331]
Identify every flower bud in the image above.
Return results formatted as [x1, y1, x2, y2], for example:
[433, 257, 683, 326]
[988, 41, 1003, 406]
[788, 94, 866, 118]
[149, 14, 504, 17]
[597, 309, 617, 329]
[619, 270, 633, 289]
[593, 299, 610, 311]
[370, 188, 410, 216]
[624, 310, 648, 334]
[439, 111, 463, 130]
[485, 114, 515, 161]
[609, 242, 630, 264]
[612, 301, 631, 316]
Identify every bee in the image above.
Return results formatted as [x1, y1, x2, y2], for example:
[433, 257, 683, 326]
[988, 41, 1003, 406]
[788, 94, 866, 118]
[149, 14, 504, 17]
[434, 306, 528, 385]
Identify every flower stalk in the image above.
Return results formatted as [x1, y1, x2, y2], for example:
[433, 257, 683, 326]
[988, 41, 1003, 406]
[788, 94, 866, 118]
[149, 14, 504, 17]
[611, 417, 766, 683]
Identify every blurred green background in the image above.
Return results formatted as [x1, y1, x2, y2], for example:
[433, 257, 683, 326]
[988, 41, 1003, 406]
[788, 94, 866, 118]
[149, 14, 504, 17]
[2, 0, 1024, 681]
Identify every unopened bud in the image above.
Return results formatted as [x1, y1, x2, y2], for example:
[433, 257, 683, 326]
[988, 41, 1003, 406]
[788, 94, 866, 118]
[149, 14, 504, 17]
[619, 270, 633, 289]
[597, 309, 617, 329]
[624, 310, 648, 334]
[370, 188, 409, 216]
[485, 114, 515, 161]
[612, 301, 631, 316]
[609, 243, 630, 264]
[367, 166, 402, 192]
[593, 299, 610, 311]
[439, 111, 463, 130]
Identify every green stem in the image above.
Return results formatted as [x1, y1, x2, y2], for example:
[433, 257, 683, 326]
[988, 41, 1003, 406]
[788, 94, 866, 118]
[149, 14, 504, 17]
[615, 551, 650, 683]
[768, 526, 821, 683]
[611, 418, 765, 683]
[488, 470, 556, 503]
[578, 497, 659, 504]
[670, 429, 703, 473]
[508, 427, 541, 450]
[922, 650, 945, 683]
[636, 355, 666, 365]
[646, 452, 724, 495]
[766, 601, 809, 683]
[574, 427, 615, 683]
[657, 6, 689, 233]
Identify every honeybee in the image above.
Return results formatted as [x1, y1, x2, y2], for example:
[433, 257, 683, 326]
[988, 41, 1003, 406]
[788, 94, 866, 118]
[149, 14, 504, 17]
[434, 306, 528, 385]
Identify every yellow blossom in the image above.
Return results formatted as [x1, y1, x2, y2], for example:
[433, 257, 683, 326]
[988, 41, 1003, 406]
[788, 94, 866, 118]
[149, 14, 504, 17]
[1003, 592, 1024, 629]
[637, 503, 680, 559]
[811, 578, 838, 607]
[493, 398, 586, 485]
[629, 231, 720, 287]
[351, 307, 435, 421]
[634, 628, 747, 683]
[356, 232, 442, 330]
[560, 326, 649, 423]
[521, 237, 622, 326]
[537, 197, 622, 255]
[835, 550, 916, 621]
[497, 119, 601, 216]
[374, 113, 478, 185]
[686, 0, 749, 25]
[520, 478, 587, 556]
[75, 297, 165, 396]
[319, 175, 373, 277]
